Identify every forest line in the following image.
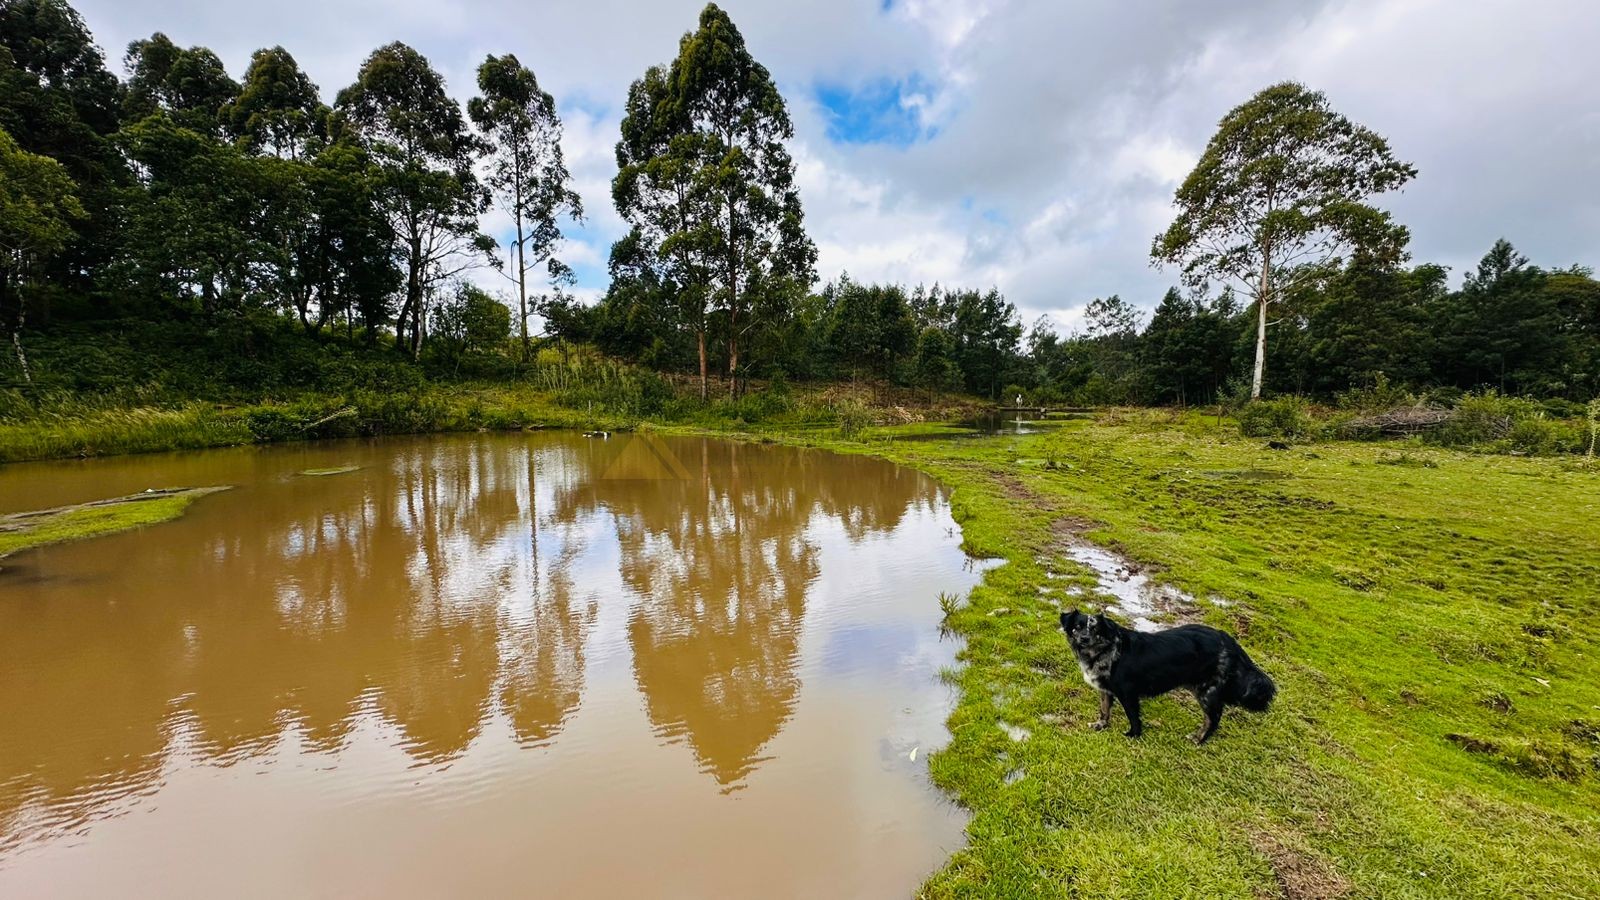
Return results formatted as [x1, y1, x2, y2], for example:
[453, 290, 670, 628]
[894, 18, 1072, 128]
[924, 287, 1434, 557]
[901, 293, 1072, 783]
[2, 0, 1598, 425]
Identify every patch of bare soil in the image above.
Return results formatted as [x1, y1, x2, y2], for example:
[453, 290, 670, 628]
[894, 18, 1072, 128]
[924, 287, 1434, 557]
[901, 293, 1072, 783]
[1249, 830, 1351, 900]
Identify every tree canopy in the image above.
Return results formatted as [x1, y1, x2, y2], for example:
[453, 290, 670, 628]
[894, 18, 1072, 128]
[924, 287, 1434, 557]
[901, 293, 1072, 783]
[613, 3, 815, 397]
[468, 53, 581, 359]
[1153, 82, 1416, 399]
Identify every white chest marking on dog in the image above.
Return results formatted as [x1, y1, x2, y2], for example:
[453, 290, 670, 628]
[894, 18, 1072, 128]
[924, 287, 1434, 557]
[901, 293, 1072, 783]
[1077, 646, 1119, 690]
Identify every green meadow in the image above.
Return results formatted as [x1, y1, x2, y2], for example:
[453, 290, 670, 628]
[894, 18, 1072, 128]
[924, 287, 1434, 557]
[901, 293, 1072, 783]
[826, 415, 1600, 898]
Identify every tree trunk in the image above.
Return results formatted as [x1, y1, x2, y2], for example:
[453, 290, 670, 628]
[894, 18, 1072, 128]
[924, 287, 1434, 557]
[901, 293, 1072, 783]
[406, 294, 419, 360]
[398, 234, 423, 355]
[725, 190, 740, 400]
[1251, 254, 1272, 400]
[697, 330, 708, 401]
[515, 198, 530, 362]
[1251, 295, 1267, 400]
[10, 293, 31, 385]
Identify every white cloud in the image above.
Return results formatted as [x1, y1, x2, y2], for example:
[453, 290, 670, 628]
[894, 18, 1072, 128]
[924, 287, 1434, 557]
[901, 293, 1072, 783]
[74, 0, 1600, 321]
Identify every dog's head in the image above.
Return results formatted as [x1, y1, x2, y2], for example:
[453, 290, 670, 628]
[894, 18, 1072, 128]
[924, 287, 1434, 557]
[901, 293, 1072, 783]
[1060, 608, 1118, 656]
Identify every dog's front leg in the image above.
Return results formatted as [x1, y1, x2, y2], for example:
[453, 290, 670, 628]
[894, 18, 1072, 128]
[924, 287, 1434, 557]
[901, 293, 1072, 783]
[1192, 688, 1224, 744]
[1117, 692, 1143, 738]
[1091, 690, 1113, 731]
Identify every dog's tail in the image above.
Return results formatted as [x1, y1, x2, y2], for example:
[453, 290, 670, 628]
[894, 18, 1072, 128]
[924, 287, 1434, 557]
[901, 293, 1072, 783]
[1229, 647, 1277, 712]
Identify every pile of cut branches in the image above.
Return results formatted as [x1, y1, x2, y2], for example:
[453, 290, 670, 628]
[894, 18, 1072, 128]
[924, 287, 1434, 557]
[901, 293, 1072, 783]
[1343, 406, 1456, 436]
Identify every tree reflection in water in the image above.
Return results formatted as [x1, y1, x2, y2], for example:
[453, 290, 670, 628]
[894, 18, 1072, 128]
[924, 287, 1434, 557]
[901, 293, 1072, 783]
[0, 432, 938, 852]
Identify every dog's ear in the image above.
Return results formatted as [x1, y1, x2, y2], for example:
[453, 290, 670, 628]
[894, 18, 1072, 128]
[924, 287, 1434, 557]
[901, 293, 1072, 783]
[1094, 611, 1116, 634]
[1059, 610, 1078, 631]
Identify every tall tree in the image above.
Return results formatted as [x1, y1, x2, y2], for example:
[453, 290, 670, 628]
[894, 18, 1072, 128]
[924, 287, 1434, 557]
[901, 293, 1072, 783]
[0, 0, 124, 289]
[117, 113, 261, 315]
[467, 54, 582, 361]
[613, 3, 816, 398]
[335, 42, 490, 357]
[1436, 239, 1564, 395]
[823, 275, 915, 381]
[123, 33, 239, 137]
[227, 46, 326, 159]
[1152, 82, 1415, 399]
[0, 126, 84, 381]
[911, 325, 960, 402]
[0, 0, 121, 168]
[614, 63, 713, 394]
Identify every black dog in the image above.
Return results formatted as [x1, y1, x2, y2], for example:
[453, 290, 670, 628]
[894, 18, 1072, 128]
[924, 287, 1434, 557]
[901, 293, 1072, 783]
[1059, 609, 1276, 743]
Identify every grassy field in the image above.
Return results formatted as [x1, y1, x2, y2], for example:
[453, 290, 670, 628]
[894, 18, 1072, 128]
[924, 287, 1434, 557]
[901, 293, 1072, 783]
[5, 394, 1598, 896]
[789, 413, 1600, 898]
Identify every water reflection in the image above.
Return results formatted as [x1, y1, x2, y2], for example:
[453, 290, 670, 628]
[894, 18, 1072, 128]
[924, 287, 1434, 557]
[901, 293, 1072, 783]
[0, 435, 943, 846]
[0, 433, 966, 895]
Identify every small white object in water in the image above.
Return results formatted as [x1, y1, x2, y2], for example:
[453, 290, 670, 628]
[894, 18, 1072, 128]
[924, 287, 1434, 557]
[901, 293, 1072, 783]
[909, 747, 918, 762]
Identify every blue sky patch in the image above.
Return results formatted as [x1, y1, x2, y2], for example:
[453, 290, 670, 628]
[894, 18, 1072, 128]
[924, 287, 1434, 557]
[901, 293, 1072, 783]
[813, 75, 940, 147]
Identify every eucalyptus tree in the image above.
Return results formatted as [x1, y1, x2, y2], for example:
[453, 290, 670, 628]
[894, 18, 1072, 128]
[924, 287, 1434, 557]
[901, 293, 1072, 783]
[1152, 81, 1415, 399]
[335, 42, 490, 356]
[0, 0, 122, 174]
[123, 33, 239, 138]
[468, 53, 582, 360]
[227, 46, 326, 159]
[614, 3, 815, 398]
[613, 64, 708, 393]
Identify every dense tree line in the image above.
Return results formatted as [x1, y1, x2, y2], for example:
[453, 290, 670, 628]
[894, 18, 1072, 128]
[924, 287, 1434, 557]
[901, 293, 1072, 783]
[0, 0, 579, 377]
[3, 0, 1597, 407]
[561, 239, 1597, 408]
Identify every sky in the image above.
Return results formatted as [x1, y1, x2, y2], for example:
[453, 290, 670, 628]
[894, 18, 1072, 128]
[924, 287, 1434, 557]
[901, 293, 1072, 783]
[74, 0, 1600, 333]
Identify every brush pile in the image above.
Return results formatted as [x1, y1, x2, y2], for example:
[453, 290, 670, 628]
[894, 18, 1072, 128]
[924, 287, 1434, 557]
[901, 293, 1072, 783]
[1343, 406, 1458, 437]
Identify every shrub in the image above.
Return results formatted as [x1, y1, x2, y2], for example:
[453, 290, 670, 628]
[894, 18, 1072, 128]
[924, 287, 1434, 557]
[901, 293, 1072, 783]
[1506, 417, 1582, 456]
[1336, 372, 1414, 412]
[1431, 391, 1546, 449]
[1238, 396, 1314, 439]
[835, 397, 874, 438]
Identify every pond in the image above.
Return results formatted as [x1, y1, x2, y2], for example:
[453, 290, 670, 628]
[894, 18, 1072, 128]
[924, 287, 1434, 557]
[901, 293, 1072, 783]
[0, 432, 988, 898]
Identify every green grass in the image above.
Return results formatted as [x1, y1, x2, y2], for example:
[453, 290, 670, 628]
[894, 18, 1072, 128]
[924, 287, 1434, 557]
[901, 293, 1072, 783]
[656, 410, 1600, 896]
[0, 376, 984, 463]
[790, 412, 1600, 898]
[299, 465, 361, 476]
[0, 486, 231, 560]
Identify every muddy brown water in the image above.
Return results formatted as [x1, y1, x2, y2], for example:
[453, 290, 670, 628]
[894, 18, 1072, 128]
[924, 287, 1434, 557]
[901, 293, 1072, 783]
[0, 433, 988, 898]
